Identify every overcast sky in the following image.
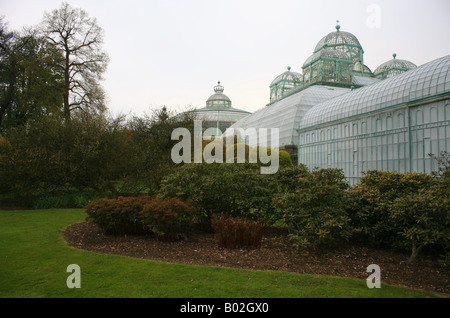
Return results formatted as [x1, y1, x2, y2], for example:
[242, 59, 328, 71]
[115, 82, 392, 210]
[2, 0, 450, 117]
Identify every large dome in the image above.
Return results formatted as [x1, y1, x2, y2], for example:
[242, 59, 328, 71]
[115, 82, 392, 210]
[313, 22, 363, 63]
[374, 53, 417, 79]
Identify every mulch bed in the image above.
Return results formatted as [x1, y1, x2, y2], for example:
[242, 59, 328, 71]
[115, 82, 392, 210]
[64, 221, 449, 295]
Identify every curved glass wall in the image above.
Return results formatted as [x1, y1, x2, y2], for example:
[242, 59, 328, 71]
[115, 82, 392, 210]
[298, 55, 450, 185]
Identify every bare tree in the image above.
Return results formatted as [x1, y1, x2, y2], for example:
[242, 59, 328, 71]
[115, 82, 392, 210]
[41, 2, 109, 123]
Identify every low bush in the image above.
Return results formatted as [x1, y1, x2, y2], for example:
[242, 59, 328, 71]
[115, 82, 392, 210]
[85, 195, 154, 235]
[140, 197, 197, 242]
[211, 214, 265, 249]
[32, 191, 100, 208]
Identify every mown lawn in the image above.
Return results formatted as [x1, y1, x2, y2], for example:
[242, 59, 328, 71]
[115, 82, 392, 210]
[0, 209, 443, 299]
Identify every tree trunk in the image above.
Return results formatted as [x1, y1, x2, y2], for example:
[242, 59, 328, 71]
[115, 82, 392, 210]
[63, 49, 71, 124]
[0, 58, 17, 129]
[407, 241, 424, 265]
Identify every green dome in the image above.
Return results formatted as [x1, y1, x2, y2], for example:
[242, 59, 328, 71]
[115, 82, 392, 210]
[374, 54, 417, 79]
[313, 22, 364, 63]
[206, 81, 232, 108]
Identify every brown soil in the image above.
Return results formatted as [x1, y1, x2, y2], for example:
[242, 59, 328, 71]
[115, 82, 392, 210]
[64, 221, 449, 295]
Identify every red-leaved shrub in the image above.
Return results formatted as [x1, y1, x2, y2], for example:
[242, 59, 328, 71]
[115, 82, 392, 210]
[211, 214, 265, 249]
[85, 195, 154, 235]
[140, 197, 196, 242]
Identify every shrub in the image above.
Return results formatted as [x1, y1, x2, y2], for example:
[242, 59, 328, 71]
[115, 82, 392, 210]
[387, 179, 450, 264]
[140, 197, 197, 242]
[347, 170, 434, 247]
[274, 167, 352, 249]
[32, 191, 100, 208]
[85, 196, 154, 235]
[159, 163, 279, 228]
[211, 214, 265, 249]
[273, 164, 310, 193]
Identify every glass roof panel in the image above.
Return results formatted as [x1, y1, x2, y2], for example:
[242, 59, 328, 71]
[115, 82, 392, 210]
[299, 55, 450, 130]
[230, 85, 350, 146]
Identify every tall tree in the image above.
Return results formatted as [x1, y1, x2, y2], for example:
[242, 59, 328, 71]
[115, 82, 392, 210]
[0, 19, 63, 131]
[41, 2, 109, 123]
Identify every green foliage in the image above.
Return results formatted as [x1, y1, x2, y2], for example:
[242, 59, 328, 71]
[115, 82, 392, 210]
[429, 151, 450, 179]
[347, 170, 434, 247]
[273, 164, 310, 193]
[0, 19, 64, 131]
[32, 191, 100, 209]
[0, 107, 196, 206]
[159, 163, 279, 228]
[387, 178, 450, 264]
[85, 196, 154, 236]
[140, 197, 197, 242]
[274, 167, 352, 249]
[211, 214, 265, 249]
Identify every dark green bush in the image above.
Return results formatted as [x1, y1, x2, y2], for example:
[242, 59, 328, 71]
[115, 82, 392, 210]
[159, 163, 279, 228]
[32, 191, 100, 208]
[211, 214, 265, 249]
[347, 170, 434, 247]
[140, 197, 197, 242]
[387, 178, 450, 264]
[85, 196, 154, 235]
[274, 167, 352, 249]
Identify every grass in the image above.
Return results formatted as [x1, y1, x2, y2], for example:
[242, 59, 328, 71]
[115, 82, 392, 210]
[0, 209, 444, 298]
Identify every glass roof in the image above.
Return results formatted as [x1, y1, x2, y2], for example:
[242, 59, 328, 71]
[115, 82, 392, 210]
[230, 85, 350, 146]
[374, 53, 417, 78]
[299, 55, 450, 130]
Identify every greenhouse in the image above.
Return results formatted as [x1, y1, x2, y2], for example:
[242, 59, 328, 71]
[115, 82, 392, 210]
[298, 55, 450, 185]
[189, 81, 250, 136]
[230, 22, 450, 180]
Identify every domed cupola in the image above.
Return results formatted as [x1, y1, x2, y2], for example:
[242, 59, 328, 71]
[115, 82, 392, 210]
[269, 66, 303, 103]
[206, 81, 232, 108]
[313, 21, 364, 64]
[374, 53, 417, 79]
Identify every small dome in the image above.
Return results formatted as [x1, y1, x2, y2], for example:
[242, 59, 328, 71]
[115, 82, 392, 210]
[270, 66, 302, 86]
[374, 53, 417, 79]
[270, 66, 303, 103]
[206, 81, 232, 108]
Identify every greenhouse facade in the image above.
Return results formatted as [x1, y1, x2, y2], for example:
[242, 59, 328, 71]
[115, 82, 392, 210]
[298, 55, 450, 185]
[189, 81, 251, 136]
[230, 22, 450, 183]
